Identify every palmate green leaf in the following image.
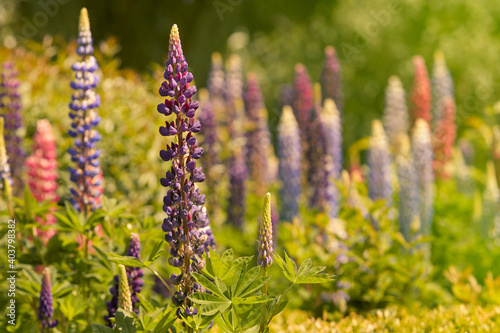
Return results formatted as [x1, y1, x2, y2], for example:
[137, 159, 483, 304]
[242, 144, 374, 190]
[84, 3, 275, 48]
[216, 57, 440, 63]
[230, 259, 247, 296]
[233, 295, 275, 305]
[191, 272, 227, 298]
[296, 265, 335, 284]
[239, 276, 271, 298]
[234, 266, 260, 297]
[106, 254, 146, 268]
[221, 248, 234, 263]
[92, 245, 113, 272]
[152, 309, 177, 333]
[189, 292, 231, 315]
[296, 258, 312, 277]
[208, 247, 233, 280]
[274, 253, 295, 282]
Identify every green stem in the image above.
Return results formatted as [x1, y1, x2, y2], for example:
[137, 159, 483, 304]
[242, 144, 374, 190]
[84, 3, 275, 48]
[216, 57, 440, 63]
[148, 268, 176, 295]
[233, 306, 243, 333]
[266, 282, 295, 327]
[259, 268, 268, 333]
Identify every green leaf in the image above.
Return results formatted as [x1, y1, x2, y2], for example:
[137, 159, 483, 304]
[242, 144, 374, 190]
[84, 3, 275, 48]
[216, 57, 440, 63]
[147, 239, 164, 262]
[114, 309, 137, 333]
[221, 249, 234, 263]
[191, 272, 227, 299]
[152, 309, 177, 333]
[273, 253, 294, 283]
[91, 324, 114, 333]
[296, 258, 312, 277]
[234, 266, 260, 297]
[233, 295, 275, 305]
[106, 254, 146, 268]
[239, 276, 271, 298]
[189, 291, 231, 306]
[137, 293, 155, 313]
[284, 251, 297, 280]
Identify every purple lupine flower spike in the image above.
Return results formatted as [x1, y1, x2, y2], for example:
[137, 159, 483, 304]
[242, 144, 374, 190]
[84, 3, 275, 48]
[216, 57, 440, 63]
[244, 73, 274, 195]
[383, 76, 409, 147]
[104, 233, 144, 325]
[207, 52, 226, 115]
[322, 99, 342, 218]
[368, 120, 393, 204]
[278, 106, 301, 222]
[432, 51, 454, 124]
[396, 135, 419, 241]
[0, 62, 25, 192]
[126, 233, 144, 312]
[158, 24, 213, 318]
[293, 64, 314, 172]
[225, 54, 246, 151]
[320, 46, 344, 113]
[412, 119, 434, 236]
[0, 117, 13, 193]
[67, 8, 103, 214]
[38, 268, 58, 329]
[227, 148, 248, 228]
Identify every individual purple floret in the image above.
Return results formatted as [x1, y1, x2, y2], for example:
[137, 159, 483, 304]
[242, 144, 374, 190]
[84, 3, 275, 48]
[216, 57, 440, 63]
[320, 46, 344, 113]
[227, 148, 248, 228]
[38, 268, 58, 329]
[368, 120, 393, 205]
[0, 62, 25, 192]
[157, 24, 213, 317]
[67, 8, 103, 213]
[278, 106, 301, 222]
[104, 233, 144, 325]
[244, 72, 274, 195]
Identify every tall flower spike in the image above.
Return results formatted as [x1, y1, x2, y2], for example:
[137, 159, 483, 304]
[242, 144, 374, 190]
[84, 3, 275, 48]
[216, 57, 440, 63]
[410, 56, 432, 126]
[207, 52, 226, 115]
[396, 135, 419, 241]
[433, 96, 456, 180]
[118, 264, 133, 312]
[225, 54, 246, 153]
[157, 24, 212, 316]
[25, 119, 59, 244]
[105, 233, 144, 325]
[278, 106, 301, 222]
[368, 120, 392, 204]
[308, 86, 328, 210]
[126, 233, 144, 311]
[0, 117, 13, 204]
[322, 99, 342, 218]
[258, 193, 273, 268]
[320, 46, 343, 113]
[38, 268, 58, 329]
[293, 64, 314, 158]
[67, 8, 103, 213]
[383, 76, 409, 148]
[198, 89, 220, 217]
[412, 119, 434, 236]
[0, 62, 25, 192]
[227, 147, 248, 228]
[432, 51, 454, 123]
[244, 73, 274, 195]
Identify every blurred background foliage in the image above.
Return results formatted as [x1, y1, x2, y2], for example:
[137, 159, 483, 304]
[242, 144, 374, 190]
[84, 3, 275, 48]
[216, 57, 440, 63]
[4, 0, 500, 149]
